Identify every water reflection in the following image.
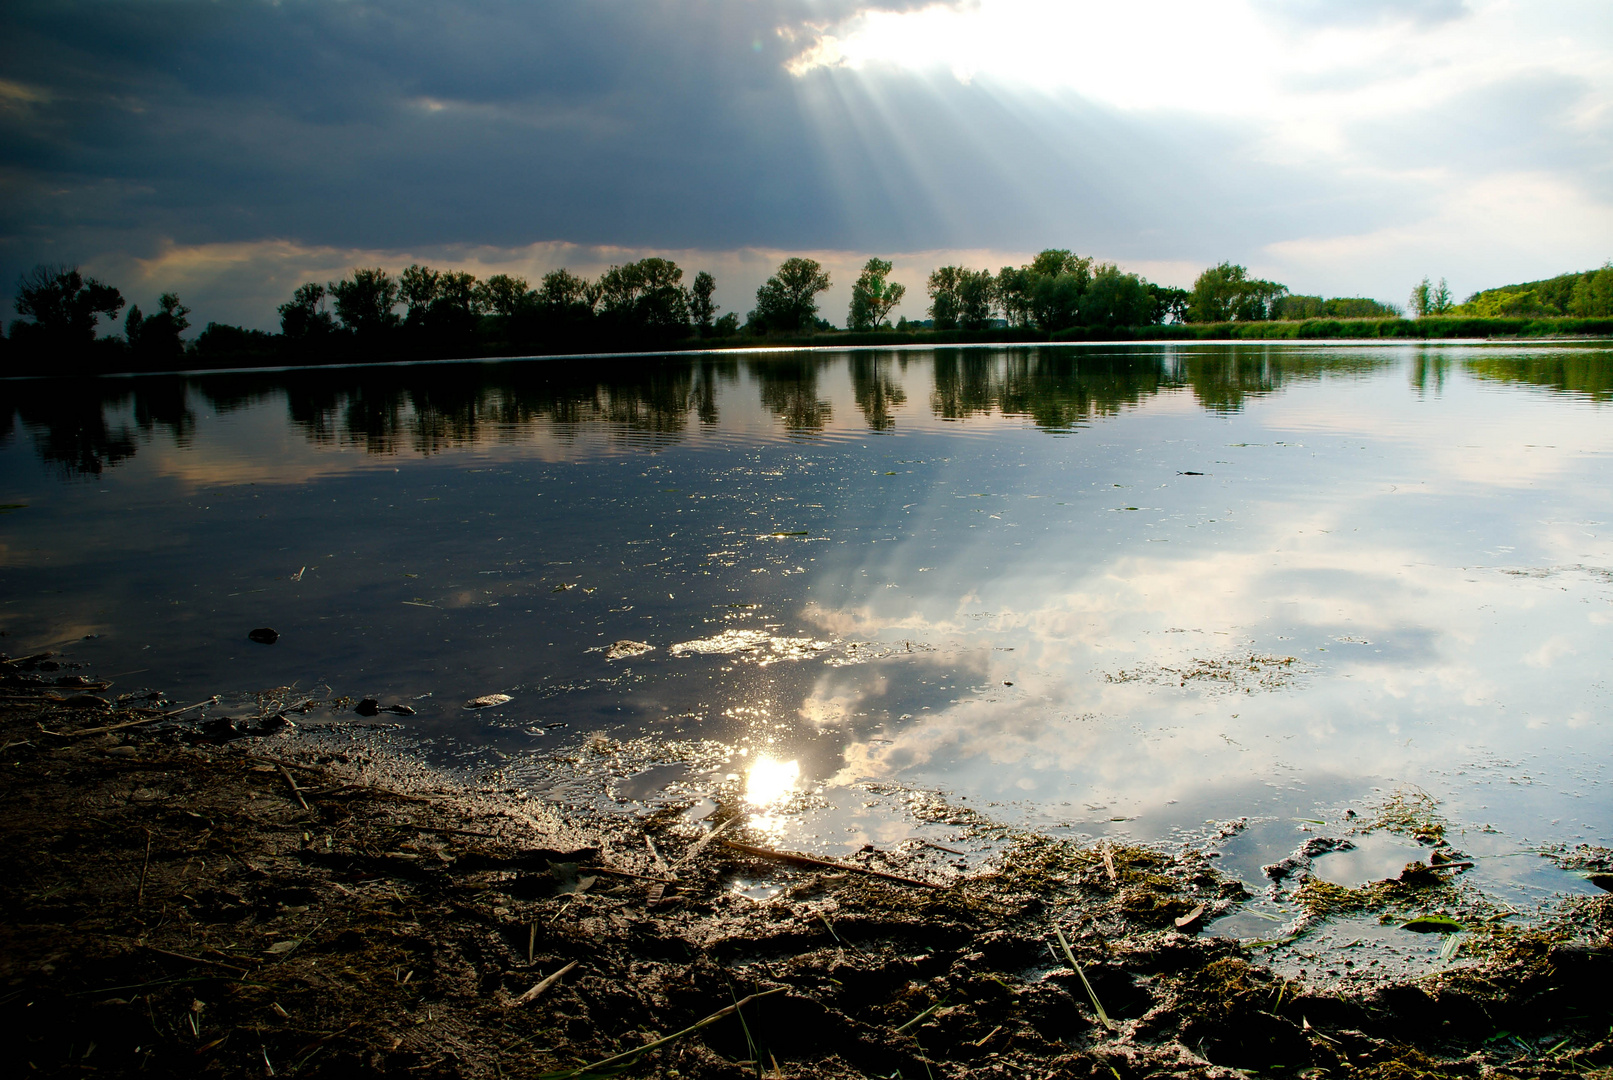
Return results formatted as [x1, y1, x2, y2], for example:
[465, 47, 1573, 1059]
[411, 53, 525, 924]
[744, 754, 802, 837]
[1, 341, 1610, 900]
[3, 344, 1607, 476]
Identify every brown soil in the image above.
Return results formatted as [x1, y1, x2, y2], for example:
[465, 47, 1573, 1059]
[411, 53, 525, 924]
[1, 661, 1611, 1079]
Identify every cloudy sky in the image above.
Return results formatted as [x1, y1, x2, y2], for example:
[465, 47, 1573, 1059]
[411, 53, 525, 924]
[2, 0, 1609, 330]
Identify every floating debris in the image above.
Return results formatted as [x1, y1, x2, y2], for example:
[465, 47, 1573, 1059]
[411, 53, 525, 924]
[668, 628, 830, 665]
[248, 627, 279, 645]
[603, 640, 653, 661]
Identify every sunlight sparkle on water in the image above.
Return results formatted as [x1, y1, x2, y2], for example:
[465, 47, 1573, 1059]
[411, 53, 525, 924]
[744, 754, 801, 836]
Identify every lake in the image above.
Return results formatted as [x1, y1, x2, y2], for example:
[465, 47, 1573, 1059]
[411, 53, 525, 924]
[2, 341, 1609, 911]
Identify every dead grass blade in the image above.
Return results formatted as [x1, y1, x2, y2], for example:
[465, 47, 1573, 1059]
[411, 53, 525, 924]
[722, 841, 942, 889]
[278, 765, 311, 811]
[672, 816, 736, 869]
[512, 959, 579, 1007]
[1053, 924, 1116, 1031]
[136, 828, 153, 905]
[540, 987, 784, 1078]
[139, 944, 250, 974]
[41, 696, 220, 738]
[894, 996, 948, 1033]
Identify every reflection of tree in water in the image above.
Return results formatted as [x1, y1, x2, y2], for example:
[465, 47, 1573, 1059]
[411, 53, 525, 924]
[1178, 346, 1393, 413]
[0, 377, 195, 476]
[1410, 349, 1452, 397]
[14, 347, 1593, 476]
[1463, 350, 1613, 402]
[927, 346, 1398, 425]
[750, 356, 832, 433]
[849, 353, 907, 431]
[252, 357, 742, 454]
[932, 349, 1167, 431]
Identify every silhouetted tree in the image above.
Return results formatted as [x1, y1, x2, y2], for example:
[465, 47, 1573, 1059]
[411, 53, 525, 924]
[125, 292, 191, 365]
[329, 268, 401, 340]
[475, 274, 535, 318]
[599, 258, 690, 333]
[687, 271, 718, 334]
[748, 258, 830, 334]
[279, 283, 337, 340]
[540, 269, 598, 312]
[12, 265, 124, 346]
[927, 266, 964, 331]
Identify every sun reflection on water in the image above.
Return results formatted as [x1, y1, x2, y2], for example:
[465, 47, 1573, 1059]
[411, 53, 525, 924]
[744, 754, 801, 836]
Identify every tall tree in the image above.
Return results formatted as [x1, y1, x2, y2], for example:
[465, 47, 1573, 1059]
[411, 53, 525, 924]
[399, 264, 442, 319]
[1188, 262, 1286, 322]
[689, 271, 719, 333]
[1146, 283, 1190, 324]
[956, 269, 995, 330]
[328, 268, 401, 338]
[1430, 278, 1453, 314]
[926, 266, 964, 330]
[599, 258, 689, 332]
[995, 266, 1033, 327]
[13, 265, 124, 344]
[126, 293, 191, 362]
[848, 258, 906, 330]
[540, 269, 598, 312]
[1569, 263, 1613, 317]
[749, 257, 831, 334]
[1080, 264, 1150, 330]
[475, 274, 535, 318]
[279, 283, 337, 340]
[1020, 250, 1092, 331]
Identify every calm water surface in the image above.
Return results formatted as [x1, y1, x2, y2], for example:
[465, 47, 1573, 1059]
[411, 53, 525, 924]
[3, 342, 1609, 904]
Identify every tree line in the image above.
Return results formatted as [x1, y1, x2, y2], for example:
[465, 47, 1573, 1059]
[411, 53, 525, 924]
[3, 252, 1605, 376]
[1433, 263, 1613, 319]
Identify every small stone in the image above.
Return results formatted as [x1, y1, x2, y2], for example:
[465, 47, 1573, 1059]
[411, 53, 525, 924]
[354, 698, 382, 717]
[248, 628, 279, 644]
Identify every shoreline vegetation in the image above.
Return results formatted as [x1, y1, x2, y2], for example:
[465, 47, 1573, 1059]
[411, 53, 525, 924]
[2, 655, 1611, 1078]
[3, 255, 1610, 379]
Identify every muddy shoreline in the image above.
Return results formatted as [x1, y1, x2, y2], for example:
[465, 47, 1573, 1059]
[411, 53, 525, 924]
[2, 660, 1610, 1078]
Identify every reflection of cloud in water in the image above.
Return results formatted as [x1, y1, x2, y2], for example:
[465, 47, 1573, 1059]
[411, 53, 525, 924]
[798, 502, 1609, 834]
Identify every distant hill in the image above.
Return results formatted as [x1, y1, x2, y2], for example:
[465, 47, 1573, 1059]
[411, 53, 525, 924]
[1460, 263, 1612, 317]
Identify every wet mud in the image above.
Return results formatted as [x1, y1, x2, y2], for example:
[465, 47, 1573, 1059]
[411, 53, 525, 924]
[1, 659, 1611, 1079]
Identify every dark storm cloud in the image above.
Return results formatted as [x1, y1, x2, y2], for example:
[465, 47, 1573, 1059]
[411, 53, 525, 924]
[0, 0, 939, 270]
[0, 0, 1378, 274]
[2, 0, 1606, 323]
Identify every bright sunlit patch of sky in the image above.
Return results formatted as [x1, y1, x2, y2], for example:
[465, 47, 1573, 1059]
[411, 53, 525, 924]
[799, 0, 1613, 128]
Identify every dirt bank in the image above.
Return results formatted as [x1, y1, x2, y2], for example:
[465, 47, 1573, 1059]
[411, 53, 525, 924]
[1, 659, 1610, 1078]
